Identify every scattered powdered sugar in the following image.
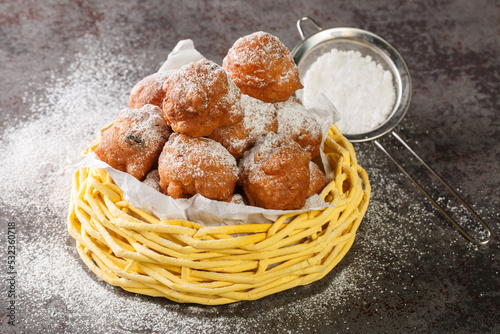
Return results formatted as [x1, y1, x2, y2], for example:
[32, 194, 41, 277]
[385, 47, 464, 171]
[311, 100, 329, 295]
[301, 49, 396, 135]
[0, 37, 131, 217]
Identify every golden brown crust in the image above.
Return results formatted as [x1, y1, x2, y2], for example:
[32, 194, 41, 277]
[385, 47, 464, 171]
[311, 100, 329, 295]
[95, 105, 171, 180]
[162, 60, 243, 137]
[238, 133, 311, 210]
[128, 71, 174, 109]
[307, 161, 328, 197]
[223, 31, 303, 103]
[158, 133, 238, 201]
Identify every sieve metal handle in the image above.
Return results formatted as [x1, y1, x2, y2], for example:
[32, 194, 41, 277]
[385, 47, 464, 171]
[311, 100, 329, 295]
[374, 131, 492, 245]
[297, 16, 323, 40]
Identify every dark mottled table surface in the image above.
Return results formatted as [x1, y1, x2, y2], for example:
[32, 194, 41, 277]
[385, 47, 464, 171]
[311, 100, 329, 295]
[0, 0, 498, 333]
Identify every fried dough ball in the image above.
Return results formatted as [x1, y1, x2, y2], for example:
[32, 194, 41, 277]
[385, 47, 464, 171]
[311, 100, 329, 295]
[95, 105, 171, 180]
[275, 98, 322, 159]
[142, 169, 168, 195]
[209, 94, 278, 160]
[162, 59, 243, 137]
[223, 31, 303, 103]
[239, 133, 311, 210]
[128, 71, 175, 109]
[307, 161, 328, 197]
[158, 133, 238, 201]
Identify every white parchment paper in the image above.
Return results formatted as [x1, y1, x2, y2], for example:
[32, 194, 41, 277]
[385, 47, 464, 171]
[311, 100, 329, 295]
[76, 39, 340, 225]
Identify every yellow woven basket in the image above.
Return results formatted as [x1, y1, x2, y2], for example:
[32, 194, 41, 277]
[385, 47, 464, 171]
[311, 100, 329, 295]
[67, 124, 370, 305]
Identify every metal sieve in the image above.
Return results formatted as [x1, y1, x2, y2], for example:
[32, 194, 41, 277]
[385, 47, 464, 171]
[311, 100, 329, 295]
[292, 17, 492, 245]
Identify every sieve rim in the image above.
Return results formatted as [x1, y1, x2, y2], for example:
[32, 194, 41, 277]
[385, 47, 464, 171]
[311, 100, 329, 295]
[292, 26, 412, 142]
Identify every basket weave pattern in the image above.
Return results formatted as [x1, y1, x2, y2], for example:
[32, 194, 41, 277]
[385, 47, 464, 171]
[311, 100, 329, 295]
[67, 125, 370, 305]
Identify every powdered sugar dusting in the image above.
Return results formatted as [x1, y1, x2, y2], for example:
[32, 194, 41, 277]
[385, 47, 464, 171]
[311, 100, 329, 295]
[240, 94, 277, 135]
[278, 98, 321, 130]
[120, 105, 167, 134]
[301, 49, 396, 135]
[239, 132, 307, 185]
[161, 134, 238, 180]
[118, 104, 170, 145]
[226, 31, 285, 66]
[213, 94, 277, 155]
[169, 59, 240, 110]
[223, 72, 242, 112]
[0, 37, 130, 216]
[276, 98, 322, 156]
[276, 98, 310, 130]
